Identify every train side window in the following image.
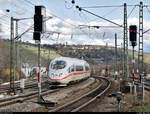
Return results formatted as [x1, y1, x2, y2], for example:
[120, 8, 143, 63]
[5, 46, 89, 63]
[51, 60, 66, 70]
[85, 66, 90, 71]
[76, 65, 83, 71]
[68, 66, 74, 73]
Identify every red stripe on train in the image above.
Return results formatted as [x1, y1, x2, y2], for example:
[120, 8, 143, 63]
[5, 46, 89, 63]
[49, 71, 89, 80]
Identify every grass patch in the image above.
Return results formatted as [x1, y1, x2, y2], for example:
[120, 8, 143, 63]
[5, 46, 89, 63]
[130, 92, 150, 112]
[128, 50, 150, 64]
[21, 45, 61, 60]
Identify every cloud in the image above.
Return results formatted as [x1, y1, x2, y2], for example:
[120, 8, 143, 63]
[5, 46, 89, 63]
[0, 7, 150, 53]
[0, 9, 5, 16]
[39, 16, 150, 51]
[0, 0, 18, 3]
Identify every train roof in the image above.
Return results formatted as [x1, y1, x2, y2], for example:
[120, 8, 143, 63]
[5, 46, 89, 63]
[52, 57, 89, 65]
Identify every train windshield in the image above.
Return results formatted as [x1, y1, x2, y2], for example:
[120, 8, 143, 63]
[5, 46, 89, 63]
[51, 60, 66, 70]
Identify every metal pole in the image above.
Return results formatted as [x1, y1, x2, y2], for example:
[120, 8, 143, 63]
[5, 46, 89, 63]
[138, 1, 144, 75]
[120, 43, 123, 75]
[19, 39, 22, 80]
[132, 46, 137, 98]
[12, 20, 19, 95]
[142, 75, 144, 101]
[115, 33, 120, 91]
[105, 43, 108, 77]
[123, 3, 129, 85]
[115, 33, 117, 74]
[47, 48, 50, 77]
[132, 47, 135, 94]
[15, 20, 18, 80]
[132, 46, 135, 84]
[38, 40, 42, 103]
[10, 17, 15, 94]
[138, 1, 144, 101]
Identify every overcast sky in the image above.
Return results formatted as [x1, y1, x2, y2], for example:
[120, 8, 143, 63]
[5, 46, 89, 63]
[0, 0, 150, 52]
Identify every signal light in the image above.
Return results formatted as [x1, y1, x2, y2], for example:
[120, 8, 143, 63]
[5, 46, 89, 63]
[129, 25, 137, 42]
[34, 15, 43, 32]
[129, 25, 137, 47]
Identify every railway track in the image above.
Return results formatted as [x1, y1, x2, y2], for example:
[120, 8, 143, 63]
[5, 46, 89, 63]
[49, 76, 111, 112]
[129, 76, 150, 91]
[134, 80, 150, 91]
[0, 77, 94, 110]
[0, 79, 48, 94]
[0, 87, 59, 109]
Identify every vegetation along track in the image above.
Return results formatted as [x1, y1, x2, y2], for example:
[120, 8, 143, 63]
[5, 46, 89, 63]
[49, 76, 111, 112]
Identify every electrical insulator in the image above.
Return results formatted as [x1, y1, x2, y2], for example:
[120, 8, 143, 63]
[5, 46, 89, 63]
[72, 0, 75, 4]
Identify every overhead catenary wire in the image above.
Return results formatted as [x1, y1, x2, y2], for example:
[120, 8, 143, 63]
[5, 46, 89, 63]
[127, 5, 137, 18]
[102, 6, 121, 18]
[47, 10, 92, 37]
[146, 6, 150, 14]
[81, 4, 139, 9]
[75, 6, 123, 28]
[14, 16, 53, 40]
[23, 0, 35, 7]
[0, 16, 33, 33]
[81, 5, 124, 8]
[7, 0, 34, 17]
[23, 0, 88, 37]
[0, 5, 34, 26]
[20, 0, 110, 40]
[142, 6, 150, 34]
[43, 0, 97, 38]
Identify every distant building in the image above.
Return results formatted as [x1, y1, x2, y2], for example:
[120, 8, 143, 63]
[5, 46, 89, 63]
[21, 63, 47, 77]
[31, 67, 47, 77]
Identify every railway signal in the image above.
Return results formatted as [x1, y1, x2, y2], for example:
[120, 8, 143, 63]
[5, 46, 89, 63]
[33, 6, 46, 41]
[129, 25, 137, 47]
[129, 25, 137, 96]
[33, 5, 46, 103]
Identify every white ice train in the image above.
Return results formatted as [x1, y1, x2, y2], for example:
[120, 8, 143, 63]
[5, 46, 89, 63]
[48, 57, 91, 86]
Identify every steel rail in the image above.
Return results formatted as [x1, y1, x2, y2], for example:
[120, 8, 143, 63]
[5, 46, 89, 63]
[0, 78, 94, 108]
[49, 76, 111, 112]
[71, 77, 111, 112]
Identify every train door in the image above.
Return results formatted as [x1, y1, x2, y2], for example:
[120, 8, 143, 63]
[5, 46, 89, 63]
[75, 65, 84, 80]
[85, 65, 90, 77]
[68, 65, 75, 82]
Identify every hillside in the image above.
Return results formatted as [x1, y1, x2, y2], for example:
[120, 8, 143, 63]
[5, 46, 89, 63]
[0, 39, 61, 83]
[54, 44, 150, 74]
[128, 50, 150, 64]
[0, 39, 150, 83]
